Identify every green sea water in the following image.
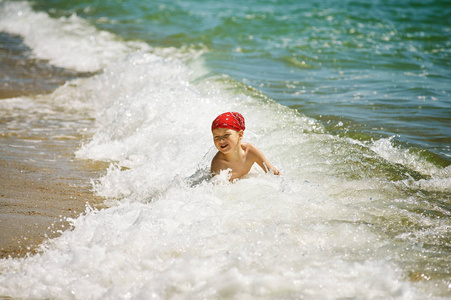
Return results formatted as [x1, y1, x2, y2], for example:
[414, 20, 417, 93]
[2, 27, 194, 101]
[29, 0, 451, 165]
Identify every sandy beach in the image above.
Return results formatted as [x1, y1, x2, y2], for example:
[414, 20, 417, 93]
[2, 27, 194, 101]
[0, 157, 105, 259]
[0, 32, 104, 258]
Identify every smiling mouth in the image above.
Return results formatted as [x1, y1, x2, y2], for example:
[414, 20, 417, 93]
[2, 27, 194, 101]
[220, 144, 228, 149]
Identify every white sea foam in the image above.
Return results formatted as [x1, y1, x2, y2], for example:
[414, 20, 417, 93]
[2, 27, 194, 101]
[0, 50, 431, 299]
[0, 0, 149, 72]
[369, 136, 441, 176]
[0, 2, 449, 299]
[0, 183, 417, 298]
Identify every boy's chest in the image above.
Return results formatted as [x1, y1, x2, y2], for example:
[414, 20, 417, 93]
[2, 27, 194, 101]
[227, 159, 254, 180]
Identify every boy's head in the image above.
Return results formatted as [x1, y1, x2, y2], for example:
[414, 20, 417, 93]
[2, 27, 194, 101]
[211, 112, 245, 153]
[211, 112, 245, 132]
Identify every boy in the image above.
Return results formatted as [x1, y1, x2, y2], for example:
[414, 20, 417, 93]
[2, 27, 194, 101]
[211, 112, 280, 180]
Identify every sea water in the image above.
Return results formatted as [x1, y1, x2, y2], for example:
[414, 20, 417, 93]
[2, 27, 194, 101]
[0, 0, 450, 299]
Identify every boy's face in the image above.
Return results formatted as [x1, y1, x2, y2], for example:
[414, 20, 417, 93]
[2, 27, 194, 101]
[212, 128, 243, 154]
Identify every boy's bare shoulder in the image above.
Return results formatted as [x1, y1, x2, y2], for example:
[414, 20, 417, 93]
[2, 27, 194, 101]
[210, 151, 225, 173]
[211, 151, 220, 165]
[242, 142, 263, 156]
[241, 142, 256, 151]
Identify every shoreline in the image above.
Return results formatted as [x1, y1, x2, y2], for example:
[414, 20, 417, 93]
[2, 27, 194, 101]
[0, 156, 106, 259]
[0, 31, 106, 259]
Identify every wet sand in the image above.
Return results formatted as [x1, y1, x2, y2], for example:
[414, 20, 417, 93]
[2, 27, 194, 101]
[0, 159, 105, 258]
[0, 32, 105, 259]
[0, 125, 107, 259]
[0, 106, 106, 258]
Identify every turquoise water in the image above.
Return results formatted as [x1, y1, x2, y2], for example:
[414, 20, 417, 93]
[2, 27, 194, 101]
[32, 0, 451, 164]
[1, 0, 451, 298]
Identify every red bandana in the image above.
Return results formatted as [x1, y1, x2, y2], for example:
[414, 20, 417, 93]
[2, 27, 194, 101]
[211, 112, 246, 132]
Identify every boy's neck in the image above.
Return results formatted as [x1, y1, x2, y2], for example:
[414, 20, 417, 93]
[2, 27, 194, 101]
[223, 142, 244, 161]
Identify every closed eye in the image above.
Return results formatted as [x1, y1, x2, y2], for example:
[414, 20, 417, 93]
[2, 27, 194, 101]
[215, 134, 231, 140]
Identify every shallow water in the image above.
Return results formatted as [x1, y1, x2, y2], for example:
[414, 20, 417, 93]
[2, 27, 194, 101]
[4, 0, 451, 162]
[27, 0, 450, 162]
[0, 0, 450, 299]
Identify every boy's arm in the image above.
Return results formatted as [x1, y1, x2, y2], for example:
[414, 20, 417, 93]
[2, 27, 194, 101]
[210, 155, 219, 177]
[249, 144, 280, 175]
[210, 152, 225, 177]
